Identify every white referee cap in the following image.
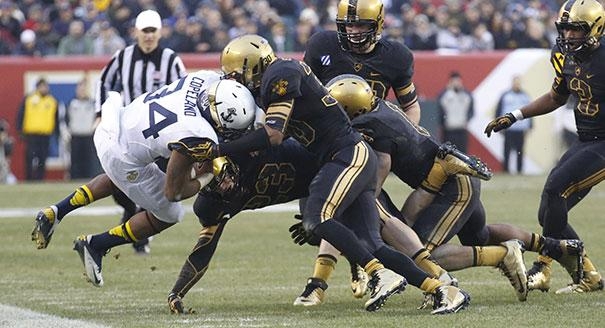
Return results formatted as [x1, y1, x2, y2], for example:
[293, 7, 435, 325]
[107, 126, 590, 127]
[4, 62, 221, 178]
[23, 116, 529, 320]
[135, 10, 162, 30]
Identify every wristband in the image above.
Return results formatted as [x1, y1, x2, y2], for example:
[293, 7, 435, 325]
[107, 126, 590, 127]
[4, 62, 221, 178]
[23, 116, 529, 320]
[511, 109, 524, 121]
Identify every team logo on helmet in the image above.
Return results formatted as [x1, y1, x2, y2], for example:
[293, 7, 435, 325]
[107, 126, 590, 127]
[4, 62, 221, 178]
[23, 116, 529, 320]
[220, 107, 238, 124]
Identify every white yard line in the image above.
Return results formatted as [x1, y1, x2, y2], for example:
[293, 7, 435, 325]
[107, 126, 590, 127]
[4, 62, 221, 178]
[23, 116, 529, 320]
[0, 203, 299, 218]
[0, 304, 110, 328]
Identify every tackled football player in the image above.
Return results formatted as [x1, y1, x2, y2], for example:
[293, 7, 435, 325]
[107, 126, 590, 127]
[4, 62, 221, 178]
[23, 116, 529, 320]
[485, 0, 604, 294]
[212, 34, 470, 314]
[304, 0, 420, 124]
[69, 71, 257, 287]
[318, 75, 588, 305]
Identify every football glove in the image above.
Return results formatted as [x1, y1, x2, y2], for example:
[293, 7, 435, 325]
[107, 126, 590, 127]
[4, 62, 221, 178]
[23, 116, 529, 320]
[484, 112, 516, 137]
[289, 214, 321, 246]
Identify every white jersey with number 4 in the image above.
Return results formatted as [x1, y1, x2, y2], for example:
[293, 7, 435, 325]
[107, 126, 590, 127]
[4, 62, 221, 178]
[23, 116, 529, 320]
[112, 70, 221, 165]
[94, 70, 221, 223]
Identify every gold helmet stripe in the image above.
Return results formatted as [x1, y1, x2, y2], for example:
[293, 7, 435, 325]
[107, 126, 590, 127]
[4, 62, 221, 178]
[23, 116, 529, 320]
[347, 0, 358, 18]
[564, 0, 576, 12]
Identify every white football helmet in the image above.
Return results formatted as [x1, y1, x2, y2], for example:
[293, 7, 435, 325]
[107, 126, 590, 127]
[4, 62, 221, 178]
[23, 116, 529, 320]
[198, 79, 256, 140]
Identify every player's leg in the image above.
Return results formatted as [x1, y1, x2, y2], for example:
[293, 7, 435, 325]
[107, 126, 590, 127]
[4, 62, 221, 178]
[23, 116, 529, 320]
[347, 192, 469, 314]
[292, 240, 338, 306]
[32, 173, 114, 249]
[414, 176, 528, 301]
[530, 142, 604, 293]
[167, 187, 240, 313]
[302, 142, 405, 312]
[112, 188, 150, 254]
[168, 221, 228, 313]
[73, 162, 183, 287]
[293, 196, 456, 307]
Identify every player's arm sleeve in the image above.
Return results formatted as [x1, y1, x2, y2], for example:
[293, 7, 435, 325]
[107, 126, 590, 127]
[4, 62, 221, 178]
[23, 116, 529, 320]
[95, 50, 122, 113]
[168, 137, 216, 162]
[263, 68, 301, 134]
[265, 99, 294, 134]
[393, 45, 419, 111]
[549, 48, 570, 97]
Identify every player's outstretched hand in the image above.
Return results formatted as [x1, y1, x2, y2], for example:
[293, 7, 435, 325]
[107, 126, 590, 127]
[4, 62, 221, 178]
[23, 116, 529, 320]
[484, 113, 517, 137]
[288, 214, 320, 246]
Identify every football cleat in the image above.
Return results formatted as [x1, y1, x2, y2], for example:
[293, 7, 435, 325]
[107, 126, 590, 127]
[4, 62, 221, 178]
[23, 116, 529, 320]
[31, 205, 59, 249]
[555, 271, 604, 294]
[73, 235, 105, 287]
[293, 278, 328, 306]
[350, 264, 369, 298]
[431, 285, 471, 315]
[418, 273, 459, 310]
[168, 292, 185, 314]
[438, 271, 459, 287]
[364, 268, 407, 312]
[527, 260, 552, 292]
[553, 239, 584, 284]
[497, 240, 528, 301]
[436, 142, 493, 181]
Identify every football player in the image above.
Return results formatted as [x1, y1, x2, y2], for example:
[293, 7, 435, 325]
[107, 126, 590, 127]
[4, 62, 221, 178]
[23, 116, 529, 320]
[303, 0, 421, 123]
[300, 74, 584, 304]
[168, 138, 465, 313]
[67, 73, 257, 287]
[214, 34, 470, 313]
[485, 0, 604, 294]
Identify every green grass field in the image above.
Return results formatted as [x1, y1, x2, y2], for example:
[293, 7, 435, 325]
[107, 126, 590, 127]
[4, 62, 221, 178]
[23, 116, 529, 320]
[1, 174, 604, 328]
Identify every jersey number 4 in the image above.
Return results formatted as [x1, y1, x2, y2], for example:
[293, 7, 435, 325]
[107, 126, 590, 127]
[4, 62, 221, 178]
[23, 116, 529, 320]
[142, 102, 177, 139]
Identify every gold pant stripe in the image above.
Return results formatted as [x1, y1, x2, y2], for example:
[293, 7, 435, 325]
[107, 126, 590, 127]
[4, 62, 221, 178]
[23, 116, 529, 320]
[561, 168, 605, 198]
[375, 199, 392, 224]
[321, 142, 368, 221]
[426, 175, 472, 248]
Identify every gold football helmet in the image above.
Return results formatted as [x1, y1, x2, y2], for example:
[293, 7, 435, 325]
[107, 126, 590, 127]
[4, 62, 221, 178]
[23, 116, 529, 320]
[326, 74, 376, 119]
[556, 0, 605, 55]
[220, 34, 275, 91]
[336, 0, 385, 53]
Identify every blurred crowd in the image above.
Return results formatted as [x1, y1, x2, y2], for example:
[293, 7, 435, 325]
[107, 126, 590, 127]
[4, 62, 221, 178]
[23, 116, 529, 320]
[0, 0, 563, 56]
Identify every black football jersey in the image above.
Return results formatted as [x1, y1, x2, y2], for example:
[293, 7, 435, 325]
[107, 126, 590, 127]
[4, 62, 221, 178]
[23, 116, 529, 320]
[195, 139, 318, 224]
[304, 30, 416, 105]
[352, 99, 439, 188]
[550, 43, 605, 140]
[260, 58, 362, 162]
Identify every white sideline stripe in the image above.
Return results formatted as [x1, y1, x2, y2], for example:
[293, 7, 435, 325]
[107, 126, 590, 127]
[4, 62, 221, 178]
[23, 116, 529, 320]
[0, 304, 109, 328]
[0, 203, 299, 218]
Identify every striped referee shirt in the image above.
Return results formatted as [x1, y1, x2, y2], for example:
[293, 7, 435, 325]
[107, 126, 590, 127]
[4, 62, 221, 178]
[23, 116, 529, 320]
[95, 44, 186, 113]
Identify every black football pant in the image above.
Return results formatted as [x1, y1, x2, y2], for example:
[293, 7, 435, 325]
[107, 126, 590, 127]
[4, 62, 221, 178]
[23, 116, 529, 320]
[410, 175, 488, 250]
[538, 139, 605, 239]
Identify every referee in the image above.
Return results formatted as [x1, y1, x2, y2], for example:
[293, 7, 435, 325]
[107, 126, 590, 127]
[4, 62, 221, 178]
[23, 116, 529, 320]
[95, 9, 186, 111]
[95, 9, 187, 254]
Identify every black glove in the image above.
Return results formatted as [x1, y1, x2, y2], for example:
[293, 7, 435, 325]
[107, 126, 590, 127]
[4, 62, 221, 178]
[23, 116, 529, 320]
[288, 214, 320, 246]
[484, 112, 517, 137]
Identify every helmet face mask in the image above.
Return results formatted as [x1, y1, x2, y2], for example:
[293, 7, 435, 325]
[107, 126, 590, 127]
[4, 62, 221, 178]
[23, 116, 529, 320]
[555, 0, 605, 56]
[326, 74, 376, 119]
[336, 0, 384, 53]
[198, 79, 257, 141]
[220, 35, 275, 92]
